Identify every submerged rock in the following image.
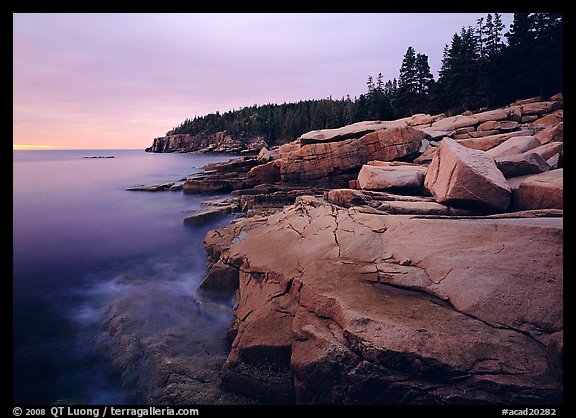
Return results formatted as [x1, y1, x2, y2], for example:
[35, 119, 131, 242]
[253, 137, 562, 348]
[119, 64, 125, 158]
[127, 182, 175, 191]
[95, 282, 258, 404]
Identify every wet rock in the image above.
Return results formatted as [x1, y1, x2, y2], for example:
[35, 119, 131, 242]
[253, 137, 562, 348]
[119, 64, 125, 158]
[96, 283, 258, 404]
[127, 182, 175, 191]
[183, 203, 238, 225]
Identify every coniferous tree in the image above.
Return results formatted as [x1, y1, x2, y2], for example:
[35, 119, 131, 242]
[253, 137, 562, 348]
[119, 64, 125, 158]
[476, 16, 486, 59]
[500, 13, 563, 102]
[395, 46, 419, 116]
[169, 13, 561, 149]
[415, 53, 434, 113]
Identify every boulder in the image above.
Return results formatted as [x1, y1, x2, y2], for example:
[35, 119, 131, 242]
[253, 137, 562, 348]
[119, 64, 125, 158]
[549, 93, 563, 101]
[533, 111, 563, 129]
[126, 182, 175, 191]
[279, 127, 425, 184]
[546, 153, 561, 170]
[374, 200, 472, 215]
[246, 160, 281, 185]
[405, 113, 435, 126]
[456, 130, 534, 151]
[270, 141, 301, 160]
[183, 178, 246, 194]
[468, 129, 500, 138]
[486, 136, 541, 159]
[357, 163, 426, 192]
[509, 105, 523, 122]
[420, 127, 452, 140]
[472, 107, 511, 123]
[527, 142, 563, 161]
[413, 146, 438, 164]
[522, 115, 539, 123]
[199, 260, 239, 295]
[323, 188, 370, 208]
[298, 120, 389, 144]
[324, 188, 439, 210]
[536, 121, 563, 144]
[431, 114, 479, 131]
[424, 138, 511, 211]
[495, 152, 550, 178]
[256, 147, 271, 163]
[514, 96, 542, 105]
[183, 204, 237, 225]
[512, 169, 563, 211]
[520, 101, 562, 116]
[477, 120, 519, 132]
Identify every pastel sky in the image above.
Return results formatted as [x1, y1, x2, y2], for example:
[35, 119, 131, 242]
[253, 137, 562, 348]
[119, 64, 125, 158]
[13, 13, 514, 150]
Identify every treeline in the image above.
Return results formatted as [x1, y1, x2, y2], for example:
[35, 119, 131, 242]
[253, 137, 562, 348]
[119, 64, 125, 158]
[170, 13, 562, 145]
[170, 99, 365, 147]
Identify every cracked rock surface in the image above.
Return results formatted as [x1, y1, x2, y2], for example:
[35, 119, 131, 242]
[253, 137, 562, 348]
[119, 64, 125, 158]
[213, 196, 562, 404]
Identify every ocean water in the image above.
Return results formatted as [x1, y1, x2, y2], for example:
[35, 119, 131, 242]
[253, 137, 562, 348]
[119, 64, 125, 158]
[13, 149, 237, 404]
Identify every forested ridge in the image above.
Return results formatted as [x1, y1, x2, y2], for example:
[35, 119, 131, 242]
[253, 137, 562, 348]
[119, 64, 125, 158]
[169, 13, 562, 147]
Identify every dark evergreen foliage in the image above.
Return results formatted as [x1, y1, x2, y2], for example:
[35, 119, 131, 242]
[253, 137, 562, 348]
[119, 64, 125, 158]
[170, 13, 562, 142]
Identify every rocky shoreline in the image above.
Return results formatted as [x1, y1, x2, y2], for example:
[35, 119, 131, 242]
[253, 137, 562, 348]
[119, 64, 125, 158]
[126, 94, 563, 404]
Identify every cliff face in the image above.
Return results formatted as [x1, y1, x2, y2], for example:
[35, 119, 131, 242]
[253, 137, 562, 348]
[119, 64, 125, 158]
[145, 131, 268, 154]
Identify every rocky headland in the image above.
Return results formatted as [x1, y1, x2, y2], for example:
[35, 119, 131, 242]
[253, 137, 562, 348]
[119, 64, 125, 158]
[128, 94, 563, 404]
[145, 130, 268, 154]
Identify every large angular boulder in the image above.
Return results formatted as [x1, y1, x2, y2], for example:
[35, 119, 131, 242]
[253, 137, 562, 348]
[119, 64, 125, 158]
[424, 138, 511, 211]
[527, 142, 564, 161]
[512, 169, 563, 211]
[536, 121, 563, 144]
[496, 152, 550, 178]
[430, 114, 479, 130]
[456, 130, 534, 152]
[299, 120, 393, 145]
[520, 100, 562, 116]
[279, 126, 425, 184]
[357, 162, 426, 192]
[246, 160, 281, 185]
[486, 136, 541, 159]
[472, 107, 511, 123]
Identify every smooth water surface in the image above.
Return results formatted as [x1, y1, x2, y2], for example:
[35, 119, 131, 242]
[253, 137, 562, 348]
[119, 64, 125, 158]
[13, 150, 235, 404]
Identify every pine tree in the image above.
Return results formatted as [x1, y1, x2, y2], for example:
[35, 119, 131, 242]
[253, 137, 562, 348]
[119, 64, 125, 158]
[366, 76, 375, 95]
[415, 53, 434, 113]
[398, 46, 418, 94]
[476, 16, 486, 59]
[395, 46, 419, 116]
[501, 13, 562, 100]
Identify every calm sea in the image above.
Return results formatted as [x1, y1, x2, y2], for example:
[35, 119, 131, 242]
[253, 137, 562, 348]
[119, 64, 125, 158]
[13, 149, 236, 404]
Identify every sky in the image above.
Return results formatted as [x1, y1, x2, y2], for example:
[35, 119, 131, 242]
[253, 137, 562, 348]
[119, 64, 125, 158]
[13, 13, 514, 150]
